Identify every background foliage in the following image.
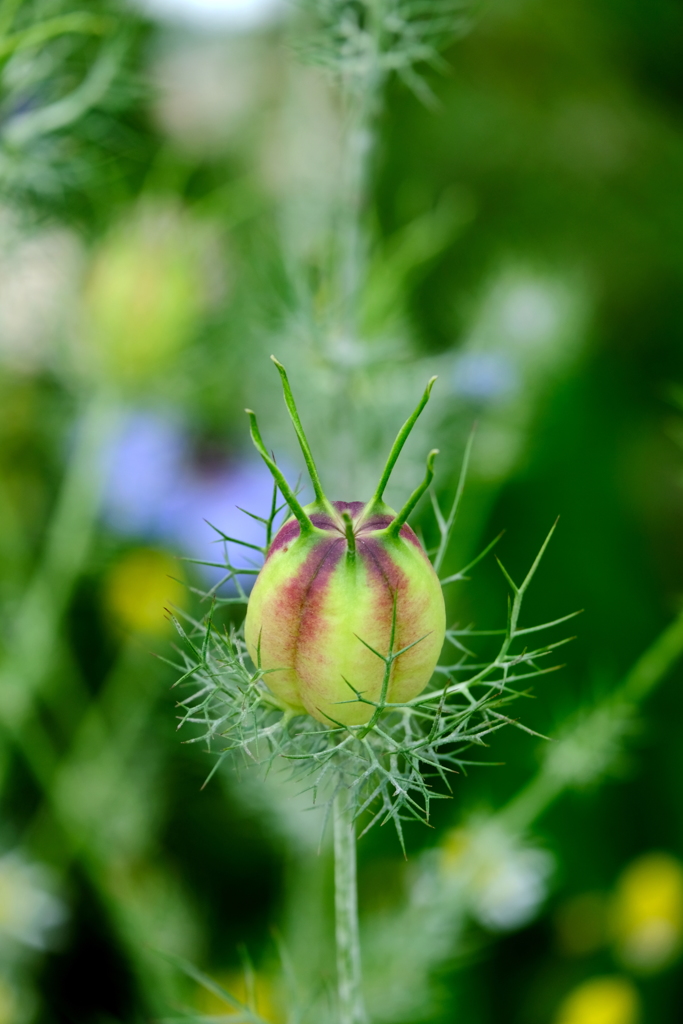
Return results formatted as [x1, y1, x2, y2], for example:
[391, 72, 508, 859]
[2, 0, 683, 1021]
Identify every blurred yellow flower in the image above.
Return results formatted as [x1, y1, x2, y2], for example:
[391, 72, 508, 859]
[610, 852, 683, 972]
[103, 549, 185, 636]
[195, 969, 281, 1022]
[554, 976, 640, 1024]
[83, 204, 202, 386]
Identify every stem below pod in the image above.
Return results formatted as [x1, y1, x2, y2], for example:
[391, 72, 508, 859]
[333, 793, 367, 1024]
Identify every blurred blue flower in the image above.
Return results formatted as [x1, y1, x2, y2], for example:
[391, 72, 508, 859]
[451, 351, 519, 403]
[102, 411, 283, 588]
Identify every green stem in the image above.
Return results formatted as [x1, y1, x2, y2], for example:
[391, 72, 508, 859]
[338, 77, 376, 341]
[334, 793, 367, 1024]
[0, 393, 168, 1012]
[0, 390, 117, 732]
[498, 603, 683, 834]
[497, 769, 564, 834]
[618, 604, 683, 703]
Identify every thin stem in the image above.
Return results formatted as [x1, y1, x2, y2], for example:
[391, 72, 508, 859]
[0, 390, 118, 733]
[619, 604, 683, 703]
[271, 356, 329, 509]
[339, 97, 371, 340]
[369, 378, 437, 510]
[338, 45, 381, 340]
[334, 792, 367, 1024]
[0, 394, 169, 1012]
[496, 768, 564, 833]
[358, 595, 398, 737]
[498, 603, 683, 835]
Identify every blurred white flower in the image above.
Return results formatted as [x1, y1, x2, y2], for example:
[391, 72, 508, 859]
[0, 854, 65, 952]
[440, 818, 554, 931]
[133, 0, 285, 31]
[150, 36, 273, 155]
[500, 280, 563, 346]
[0, 212, 83, 374]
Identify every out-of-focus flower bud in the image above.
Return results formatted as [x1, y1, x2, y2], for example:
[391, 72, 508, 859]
[244, 360, 445, 726]
[103, 548, 184, 636]
[610, 852, 683, 972]
[553, 977, 639, 1024]
[82, 204, 203, 388]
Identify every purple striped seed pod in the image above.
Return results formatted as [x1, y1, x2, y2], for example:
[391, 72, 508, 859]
[244, 359, 446, 727]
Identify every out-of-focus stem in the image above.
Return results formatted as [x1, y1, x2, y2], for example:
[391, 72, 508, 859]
[499, 604, 683, 834]
[0, 392, 174, 1010]
[338, 0, 384, 341]
[339, 97, 372, 339]
[0, 389, 118, 735]
[619, 604, 683, 703]
[334, 792, 367, 1024]
[497, 768, 564, 834]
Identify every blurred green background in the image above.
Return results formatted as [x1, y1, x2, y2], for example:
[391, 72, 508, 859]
[2, 0, 683, 1021]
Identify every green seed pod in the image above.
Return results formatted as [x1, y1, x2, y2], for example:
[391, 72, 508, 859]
[244, 359, 446, 727]
[82, 203, 202, 387]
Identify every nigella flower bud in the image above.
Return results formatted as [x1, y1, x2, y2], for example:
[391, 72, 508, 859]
[244, 359, 446, 727]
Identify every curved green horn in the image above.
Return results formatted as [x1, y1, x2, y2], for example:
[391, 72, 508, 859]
[386, 449, 439, 537]
[246, 408, 314, 535]
[271, 356, 328, 508]
[369, 376, 437, 509]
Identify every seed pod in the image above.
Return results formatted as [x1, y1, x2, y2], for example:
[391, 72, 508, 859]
[244, 359, 446, 727]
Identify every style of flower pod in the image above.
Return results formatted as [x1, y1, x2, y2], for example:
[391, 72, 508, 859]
[244, 359, 446, 727]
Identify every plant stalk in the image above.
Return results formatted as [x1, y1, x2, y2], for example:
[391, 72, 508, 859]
[333, 792, 367, 1024]
[499, 603, 683, 835]
[0, 389, 118, 734]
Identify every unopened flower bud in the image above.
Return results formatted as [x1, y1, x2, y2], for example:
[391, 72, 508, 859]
[244, 359, 445, 727]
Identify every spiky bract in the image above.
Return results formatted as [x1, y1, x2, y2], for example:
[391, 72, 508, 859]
[172, 360, 571, 842]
